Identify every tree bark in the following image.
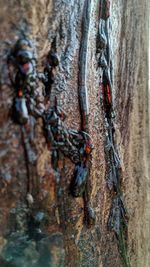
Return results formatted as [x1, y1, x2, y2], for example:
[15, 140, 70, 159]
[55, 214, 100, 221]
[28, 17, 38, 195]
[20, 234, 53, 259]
[0, 0, 149, 267]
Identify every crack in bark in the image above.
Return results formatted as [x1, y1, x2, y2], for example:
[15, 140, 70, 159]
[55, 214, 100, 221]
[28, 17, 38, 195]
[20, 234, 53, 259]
[78, 0, 92, 132]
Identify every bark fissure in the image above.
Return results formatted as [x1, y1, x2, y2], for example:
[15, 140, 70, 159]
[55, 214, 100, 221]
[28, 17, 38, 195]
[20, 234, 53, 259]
[78, 0, 92, 132]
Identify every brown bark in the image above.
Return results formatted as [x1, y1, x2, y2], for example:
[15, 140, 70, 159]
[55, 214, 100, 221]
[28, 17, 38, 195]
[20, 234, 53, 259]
[0, 0, 149, 267]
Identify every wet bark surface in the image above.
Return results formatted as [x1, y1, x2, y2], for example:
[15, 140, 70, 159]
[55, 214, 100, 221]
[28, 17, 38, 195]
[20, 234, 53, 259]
[0, 0, 149, 267]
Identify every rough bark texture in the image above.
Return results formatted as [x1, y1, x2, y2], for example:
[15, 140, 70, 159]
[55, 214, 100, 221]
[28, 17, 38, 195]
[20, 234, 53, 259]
[0, 1, 149, 267]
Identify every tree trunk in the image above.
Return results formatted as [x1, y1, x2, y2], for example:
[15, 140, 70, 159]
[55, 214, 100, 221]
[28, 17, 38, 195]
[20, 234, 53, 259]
[0, 0, 149, 267]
